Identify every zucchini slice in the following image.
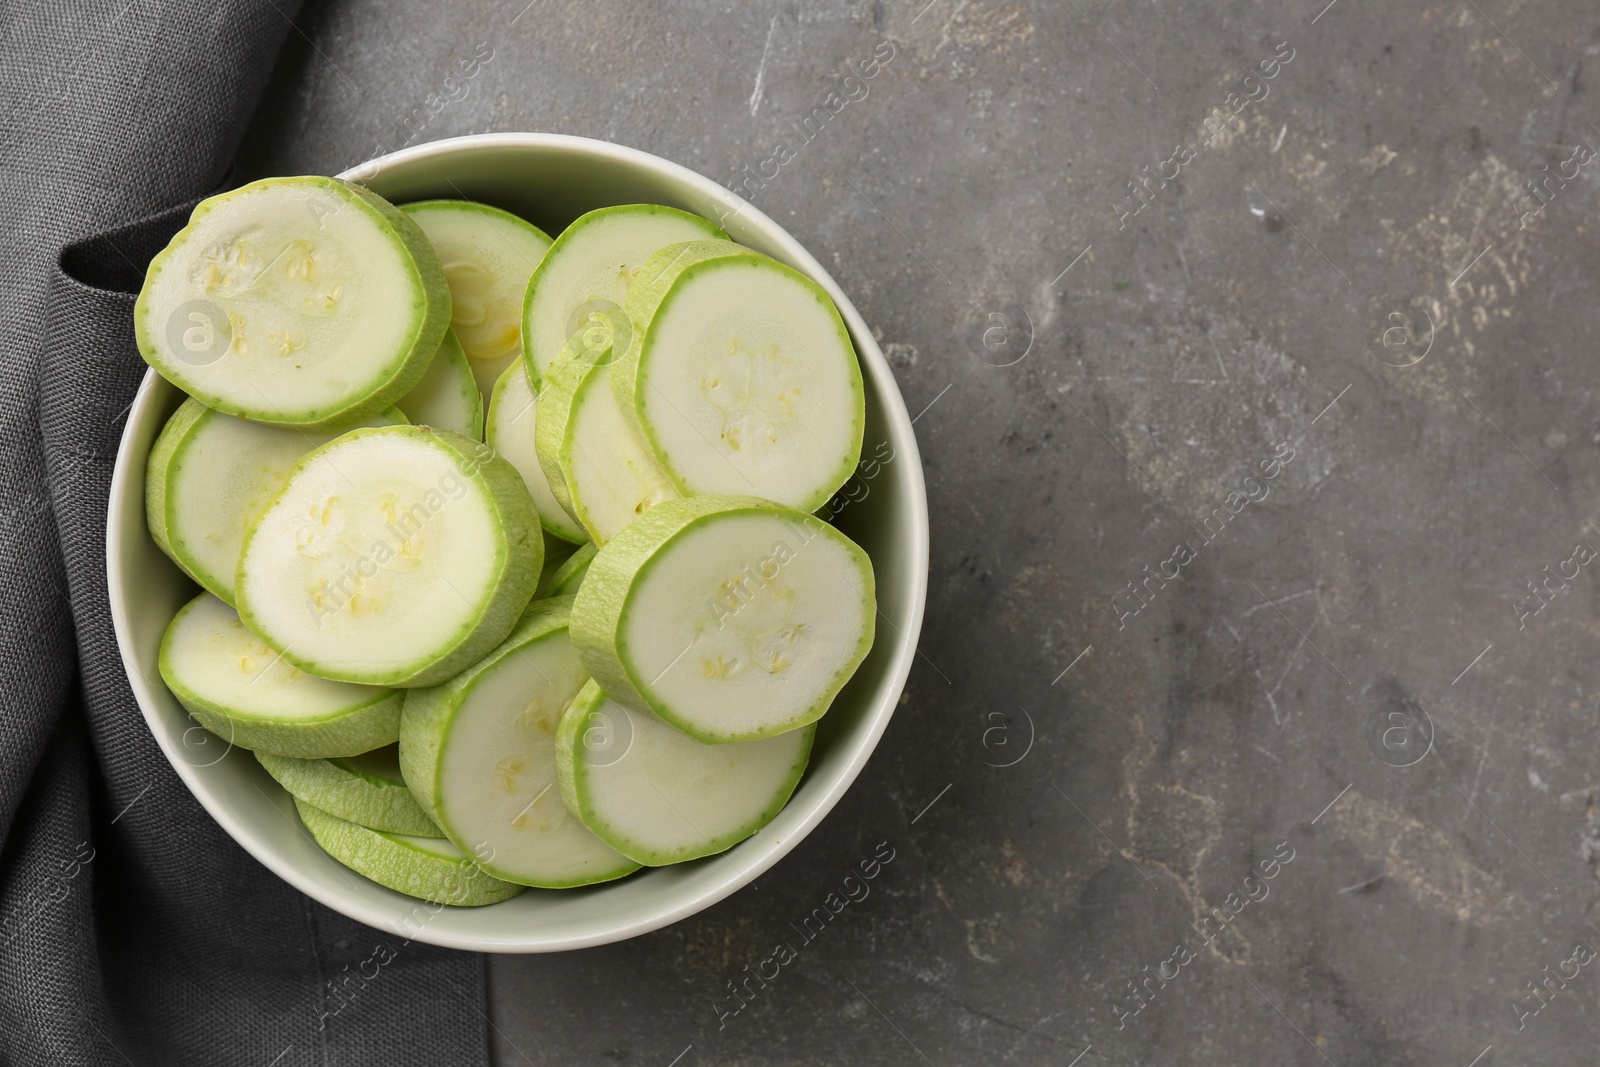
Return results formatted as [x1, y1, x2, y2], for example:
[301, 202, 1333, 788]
[612, 240, 865, 512]
[522, 204, 724, 387]
[548, 542, 597, 597]
[256, 744, 441, 837]
[145, 398, 405, 604]
[159, 592, 403, 758]
[400, 598, 639, 888]
[135, 176, 450, 428]
[401, 199, 552, 401]
[570, 495, 875, 743]
[485, 359, 588, 544]
[534, 351, 678, 545]
[295, 798, 522, 906]
[396, 330, 483, 439]
[234, 426, 543, 687]
[555, 679, 814, 866]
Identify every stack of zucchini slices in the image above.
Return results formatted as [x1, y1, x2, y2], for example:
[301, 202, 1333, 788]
[137, 176, 876, 906]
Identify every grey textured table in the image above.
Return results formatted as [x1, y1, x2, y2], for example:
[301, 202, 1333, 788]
[237, 2, 1600, 1064]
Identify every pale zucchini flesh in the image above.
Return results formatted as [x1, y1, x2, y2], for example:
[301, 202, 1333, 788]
[521, 204, 725, 387]
[571, 495, 875, 743]
[486, 360, 588, 544]
[234, 426, 543, 687]
[397, 329, 483, 439]
[256, 744, 441, 837]
[613, 240, 865, 512]
[295, 798, 522, 906]
[145, 398, 405, 604]
[399, 598, 639, 888]
[159, 592, 403, 758]
[535, 353, 679, 545]
[556, 679, 814, 866]
[135, 176, 450, 428]
[401, 199, 552, 401]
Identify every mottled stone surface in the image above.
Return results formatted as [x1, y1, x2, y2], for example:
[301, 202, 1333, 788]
[239, 1, 1600, 1063]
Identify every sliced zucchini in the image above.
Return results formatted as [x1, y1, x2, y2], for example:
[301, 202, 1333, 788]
[571, 495, 875, 743]
[256, 744, 441, 837]
[556, 679, 814, 865]
[234, 426, 543, 688]
[145, 398, 405, 604]
[612, 240, 865, 512]
[294, 798, 522, 906]
[396, 330, 483, 438]
[534, 351, 678, 545]
[485, 359, 588, 544]
[400, 598, 639, 888]
[135, 176, 450, 428]
[400, 200, 552, 400]
[548, 542, 596, 597]
[159, 592, 402, 757]
[522, 204, 725, 387]
[534, 545, 573, 599]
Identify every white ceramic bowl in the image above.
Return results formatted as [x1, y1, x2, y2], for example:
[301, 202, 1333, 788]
[106, 133, 929, 952]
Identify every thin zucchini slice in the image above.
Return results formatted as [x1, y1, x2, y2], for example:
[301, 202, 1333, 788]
[521, 204, 724, 387]
[159, 592, 403, 758]
[400, 199, 552, 400]
[396, 330, 483, 438]
[485, 359, 588, 544]
[555, 679, 814, 865]
[534, 351, 678, 545]
[256, 744, 441, 837]
[294, 798, 522, 906]
[612, 240, 865, 512]
[135, 176, 450, 428]
[400, 598, 639, 888]
[571, 495, 875, 743]
[234, 426, 543, 688]
[548, 542, 596, 597]
[145, 398, 405, 604]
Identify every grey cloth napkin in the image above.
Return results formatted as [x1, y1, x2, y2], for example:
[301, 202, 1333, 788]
[2, 3, 489, 1064]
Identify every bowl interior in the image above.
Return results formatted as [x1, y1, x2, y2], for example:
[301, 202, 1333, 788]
[108, 133, 928, 951]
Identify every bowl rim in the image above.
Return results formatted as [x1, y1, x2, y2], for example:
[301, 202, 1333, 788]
[107, 131, 930, 951]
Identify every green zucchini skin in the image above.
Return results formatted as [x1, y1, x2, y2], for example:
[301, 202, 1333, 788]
[294, 798, 523, 907]
[548, 542, 597, 597]
[256, 746, 441, 837]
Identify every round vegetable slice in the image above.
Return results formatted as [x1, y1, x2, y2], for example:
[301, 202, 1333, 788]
[571, 495, 875, 743]
[145, 398, 406, 604]
[294, 798, 522, 906]
[534, 352, 678, 545]
[135, 176, 450, 428]
[400, 199, 552, 400]
[485, 359, 587, 544]
[611, 240, 865, 512]
[235, 425, 543, 688]
[555, 679, 814, 865]
[522, 204, 725, 387]
[400, 598, 639, 888]
[256, 744, 441, 837]
[396, 330, 483, 438]
[159, 592, 403, 758]
[548, 542, 596, 597]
